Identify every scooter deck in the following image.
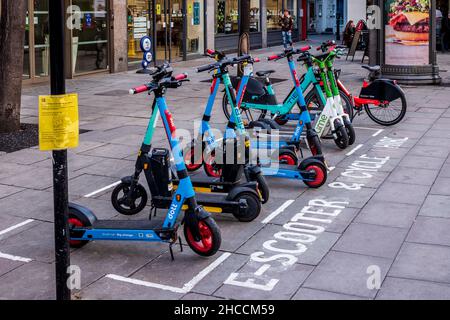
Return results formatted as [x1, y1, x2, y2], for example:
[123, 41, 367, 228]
[93, 219, 166, 230]
[152, 193, 244, 214]
[172, 175, 240, 193]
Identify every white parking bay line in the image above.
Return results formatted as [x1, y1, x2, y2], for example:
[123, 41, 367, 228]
[0, 252, 33, 263]
[106, 252, 232, 294]
[354, 126, 382, 131]
[0, 219, 34, 236]
[262, 200, 295, 224]
[346, 144, 364, 156]
[372, 129, 384, 137]
[84, 181, 121, 198]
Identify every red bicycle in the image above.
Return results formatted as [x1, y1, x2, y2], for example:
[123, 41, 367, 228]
[319, 40, 407, 126]
[337, 64, 407, 126]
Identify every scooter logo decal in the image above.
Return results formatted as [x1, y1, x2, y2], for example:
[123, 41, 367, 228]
[164, 110, 177, 134]
[168, 203, 178, 220]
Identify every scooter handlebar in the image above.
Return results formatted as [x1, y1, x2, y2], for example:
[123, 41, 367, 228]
[268, 55, 281, 61]
[299, 45, 311, 52]
[173, 73, 188, 81]
[129, 84, 151, 95]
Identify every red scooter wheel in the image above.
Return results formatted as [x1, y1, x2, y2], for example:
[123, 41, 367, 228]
[184, 218, 221, 257]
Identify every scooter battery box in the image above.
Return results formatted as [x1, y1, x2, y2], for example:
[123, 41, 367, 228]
[150, 148, 172, 197]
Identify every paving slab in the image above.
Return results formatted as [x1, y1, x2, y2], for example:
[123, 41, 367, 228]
[377, 277, 450, 300]
[0, 261, 56, 299]
[386, 167, 439, 186]
[371, 182, 430, 205]
[292, 287, 368, 300]
[407, 216, 450, 247]
[398, 155, 446, 170]
[356, 200, 419, 229]
[78, 275, 183, 300]
[215, 263, 314, 300]
[389, 242, 450, 284]
[430, 177, 450, 196]
[333, 223, 408, 259]
[0, 184, 24, 199]
[302, 251, 391, 299]
[419, 195, 450, 219]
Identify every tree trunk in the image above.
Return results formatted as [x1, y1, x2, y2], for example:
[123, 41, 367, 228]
[0, 0, 27, 133]
[238, 0, 250, 76]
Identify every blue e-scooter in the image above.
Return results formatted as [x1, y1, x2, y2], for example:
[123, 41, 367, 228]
[68, 64, 221, 258]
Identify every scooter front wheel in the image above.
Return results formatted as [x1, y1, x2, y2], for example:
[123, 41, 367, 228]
[232, 192, 261, 222]
[344, 118, 356, 146]
[184, 217, 221, 257]
[111, 182, 148, 215]
[300, 161, 328, 189]
[333, 119, 349, 149]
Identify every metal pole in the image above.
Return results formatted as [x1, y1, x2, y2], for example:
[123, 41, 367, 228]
[49, 0, 71, 300]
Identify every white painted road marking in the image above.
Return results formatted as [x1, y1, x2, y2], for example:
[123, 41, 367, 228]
[261, 200, 295, 224]
[0, 219, 34, 236]
[372, 129, 384, 137]
[354, 126, 383, 131]
[84, 181, 121, 198]
[106, 252, 232, 294]
[0, 252, 33, 263]
[346, 144, 364, 156]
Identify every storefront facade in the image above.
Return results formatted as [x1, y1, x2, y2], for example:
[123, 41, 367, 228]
[11, 0, 307, 82]
[214, 0, 304, 51]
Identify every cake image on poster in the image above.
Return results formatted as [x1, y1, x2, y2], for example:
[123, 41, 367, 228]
[385, 0, 430, 65]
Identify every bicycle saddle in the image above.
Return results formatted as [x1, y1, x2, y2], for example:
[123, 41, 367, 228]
[256, 70, 275, 77]
[362, 65, 381, 72]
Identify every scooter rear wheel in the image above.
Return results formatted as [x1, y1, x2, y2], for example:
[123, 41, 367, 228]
[184, 144, 203, 172]
[232, 192, 261, 222]
[184, 217, 221, 257]
[111, 182, 148, 215]
[203, 151, 222, 178]
[300, 161, 327, 188]
[68, 208, 93, 248]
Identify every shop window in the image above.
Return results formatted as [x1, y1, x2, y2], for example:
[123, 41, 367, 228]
[127, 0, 151, 66]
[71, 0, 108, 74]
[216, 0, 239, 34]
[267, 0, 282, 30]
[249, 0, 260, 32]
[187, 0, 205, 55]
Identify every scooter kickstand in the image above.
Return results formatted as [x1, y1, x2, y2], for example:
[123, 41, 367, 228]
[179, 236, 183, 252]
[169, 243, 175, 261]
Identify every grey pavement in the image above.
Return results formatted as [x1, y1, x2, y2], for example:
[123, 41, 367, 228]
[1, 39, 450, 300]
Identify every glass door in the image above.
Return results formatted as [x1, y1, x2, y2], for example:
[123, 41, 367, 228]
[169, 0, 184, 61]
[127, 0, 151, 67]
[153, 0, 184, 63]
[70, 0, 109, 74]
[34, 0, 50, 77]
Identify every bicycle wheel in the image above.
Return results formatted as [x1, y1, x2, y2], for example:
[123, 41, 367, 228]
[364, 88, 407, 126]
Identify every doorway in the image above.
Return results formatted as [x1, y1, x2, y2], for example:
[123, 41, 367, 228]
[154, 0, 185, 62]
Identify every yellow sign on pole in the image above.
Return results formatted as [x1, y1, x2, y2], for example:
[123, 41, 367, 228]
[156, 4, 161, 15]
[38, 93, 79, 151]
[188, 4, 193, 14]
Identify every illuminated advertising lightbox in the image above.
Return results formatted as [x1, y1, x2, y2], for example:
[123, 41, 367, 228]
[385, 0, 430, 66]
